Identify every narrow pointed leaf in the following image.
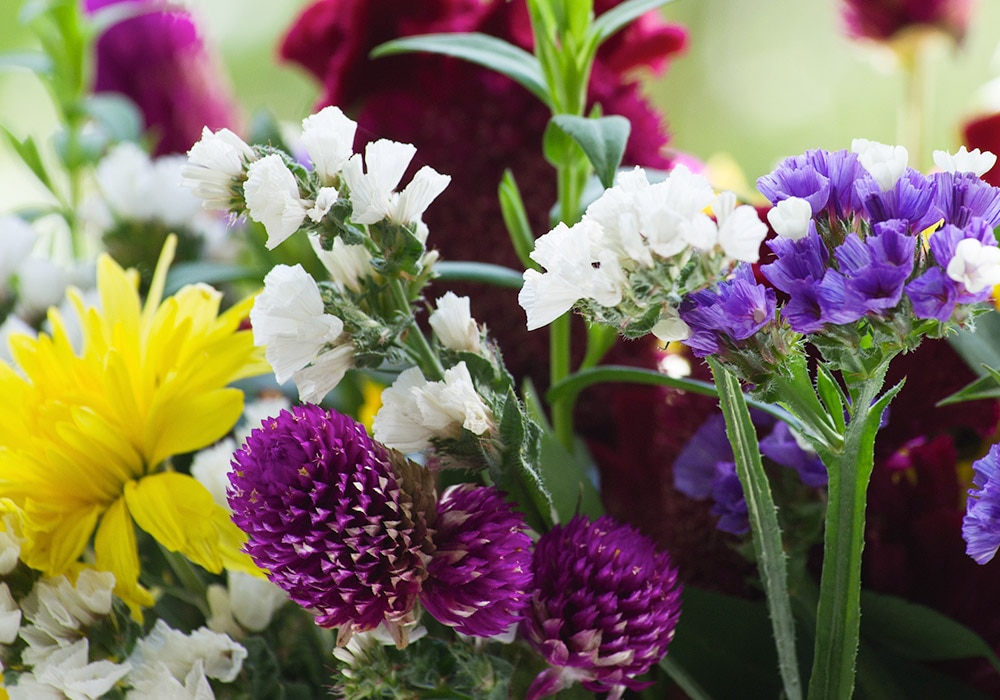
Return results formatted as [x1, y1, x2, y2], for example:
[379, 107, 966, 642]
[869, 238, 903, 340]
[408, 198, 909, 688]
[550, 114, 630, 189]
[371, 33, 549, 106]
[1, 127, 54, 191]
[592, 0, 676, 41]
[498, 169, 538, 272]
[0, 51, 54, 75]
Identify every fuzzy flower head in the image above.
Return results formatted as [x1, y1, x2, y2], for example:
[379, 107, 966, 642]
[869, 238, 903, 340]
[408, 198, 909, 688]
[0, 236, 267, 613]
[420, 484, 533, 637]
[229, 405, 433, 645]
[521, 515, 682, 700]
[963, 443, 1000, 564]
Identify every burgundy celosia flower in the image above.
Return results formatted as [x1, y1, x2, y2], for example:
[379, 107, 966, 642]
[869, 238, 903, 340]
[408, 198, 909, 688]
[520, 515, 682, 700]
[420, 484, 533, 637]
[228, 405, 432, 643]
[964, 113, 1000, 188]
[841, 0, 976, 43]
[85, 0, 241, 155]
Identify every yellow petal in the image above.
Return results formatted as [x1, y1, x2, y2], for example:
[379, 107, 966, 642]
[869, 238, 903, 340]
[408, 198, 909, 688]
[145, 388, 244, 468]
[21, 497, 103, 576]
[94, 495, 154, 614]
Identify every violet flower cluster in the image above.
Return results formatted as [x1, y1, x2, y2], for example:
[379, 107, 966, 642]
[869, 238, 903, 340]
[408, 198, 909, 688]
[963, 443, 1000, 565]
[677, 141, 1000, 376]
[228, 405, 682, 697]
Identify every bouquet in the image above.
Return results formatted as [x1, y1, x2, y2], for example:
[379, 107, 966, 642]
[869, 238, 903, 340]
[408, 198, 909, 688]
[2, 0, 1000, 698]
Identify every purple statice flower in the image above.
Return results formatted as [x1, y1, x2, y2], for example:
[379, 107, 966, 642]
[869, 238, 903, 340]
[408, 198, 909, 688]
[918, 170, 1000, 231]
[420, 484, 534, 638]
[85, 0, 241, 155]
[830, 224, 916, 314]
[963, 443, 1000, 564]
[907, 219, 998, 320]
[228, 405, 431, 641]
[806, 148, 873, 220]
[756, 155, 832, 215]
[521, 515, 682, 700]
[708, 461, 749, 535]
[856, 168, 933, 226]
[906, 267, 960, 322]
[679, 265, 776, 357]
[759, 421, 828, 488]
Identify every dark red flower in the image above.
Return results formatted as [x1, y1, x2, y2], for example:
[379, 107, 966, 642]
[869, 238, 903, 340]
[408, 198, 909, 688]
[85, 0, 241, 155]
[964, 112, 1000, 188]
[841, 0, 976, 43]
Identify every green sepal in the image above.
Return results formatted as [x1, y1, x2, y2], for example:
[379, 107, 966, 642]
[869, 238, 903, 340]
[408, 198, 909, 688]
[370, 33, 549, 107]
[814, 363, 847, 434]
[550, 114, 630, 189]
[367, 220, 425, 276]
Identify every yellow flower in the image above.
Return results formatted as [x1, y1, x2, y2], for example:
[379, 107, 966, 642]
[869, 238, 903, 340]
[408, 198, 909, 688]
[0, 235, 270, 613]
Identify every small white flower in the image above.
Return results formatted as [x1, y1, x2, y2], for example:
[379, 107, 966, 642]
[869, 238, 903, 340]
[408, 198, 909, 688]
[250, 264, 346, 384]
[130, 619, 247, 686]
[650, 305, 691, 343]
[15, 257, 70, 319]
[933, 146, 998, 178]
[429, 292, 481, 353]
[0, 215, 38, 284]
[227, 571, 287, 633]
[32, 638, 131, 700]
[20, 570, 116, 661]
[126, 659, 214, 700]
[310, 235, 374, 293]
[190, 437, 238, 509]
[301, 106, 358, 183]
[6, 673, 65, 699]
[766, 196, 813, 240]
[373, 362, 494, 454]
[293, 342, 357, 404]
[341, 139, 450, 225]
[519, 220, 625, 331]
[243, 154, 308, 250]
[852, 138, 908, 191]
[946, 237, 1000, 293]
[306, 186, 339, 223]
[0, 582, 22, 644]
[640, 165, 717, 259]
[182, 127, 256, 211]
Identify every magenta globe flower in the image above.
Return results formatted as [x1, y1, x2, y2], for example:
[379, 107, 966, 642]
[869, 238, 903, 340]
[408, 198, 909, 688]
[520, 515, 682, 700]
[420, 484, 534, 637]
[228, 405, 432, 642]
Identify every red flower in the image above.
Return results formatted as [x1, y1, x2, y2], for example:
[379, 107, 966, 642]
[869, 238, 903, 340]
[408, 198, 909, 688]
[840, 0, 976, 43]
[964, 112, 1000, 188]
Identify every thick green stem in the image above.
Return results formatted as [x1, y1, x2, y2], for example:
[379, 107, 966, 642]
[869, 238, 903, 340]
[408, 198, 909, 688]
[709, 358, 803, 700]
[807, 363, 895, 700]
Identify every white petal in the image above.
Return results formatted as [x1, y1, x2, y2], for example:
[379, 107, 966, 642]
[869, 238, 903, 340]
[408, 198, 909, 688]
[852, 138, 908, 191]
[933, 146, 998, 178]
[766, 196, 813, 240]
[301, 106, 357, 182]
[244, 155, 308, 249]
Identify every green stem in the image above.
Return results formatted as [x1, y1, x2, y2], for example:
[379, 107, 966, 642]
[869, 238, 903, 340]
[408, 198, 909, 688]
[807, 362, 895, 700]
[709, 358, 803, 700]
[157, 543, 210, 618]
[389, 277, 444, 381]
[549, 314, 573, 450]
[897, 34, 931, 171]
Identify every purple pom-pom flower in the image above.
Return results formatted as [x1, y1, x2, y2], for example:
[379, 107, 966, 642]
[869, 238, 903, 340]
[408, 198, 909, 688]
[521, 515, 682, 700]
[420, 484, 534, 638]
[228, 405, 432, 645]
[963, 443, 1000, 564]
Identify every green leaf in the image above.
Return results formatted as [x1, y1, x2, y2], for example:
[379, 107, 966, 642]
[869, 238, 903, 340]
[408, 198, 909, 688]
[815, 363, 847, 434]
[433, 260, 524, 289]
[0, 50, 54, 75]
[371, 33, 549, 106]
[81, 93, 143, 143]
[592, 0, 676, 41]
[498, 169, 537, 272]
[537, 431, 603, 523]
[937, 364, 1000, 406]
[494, 388, 555, 531]
[708, 357, 803, 700]
[550, 114, 630, 189]
[164, 261, 261, 295]
[1, 127, 54, 192]
[861, 591, 1000, 673]
[948, 309, 1000, 377]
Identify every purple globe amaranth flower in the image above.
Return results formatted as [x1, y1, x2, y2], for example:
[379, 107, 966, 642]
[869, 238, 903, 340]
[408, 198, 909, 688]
[85, 0, 241, 155]
[963, 443, 1000, 564]
[678, 265, 776, 358]
[856, 168, 934, 226]
[521, 515, 682, 700]
[918, 170, 1000, 231]
[420, 484, 533, 638]
[228, 404, 433, 645]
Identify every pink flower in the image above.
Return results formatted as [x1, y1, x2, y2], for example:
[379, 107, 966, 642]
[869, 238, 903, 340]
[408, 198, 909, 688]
[840, 0, 976, 43]
[85, 0, 241, 155]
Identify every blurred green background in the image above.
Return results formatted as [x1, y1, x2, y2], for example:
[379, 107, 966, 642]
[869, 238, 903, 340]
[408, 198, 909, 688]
[2, 0, 1000, 213]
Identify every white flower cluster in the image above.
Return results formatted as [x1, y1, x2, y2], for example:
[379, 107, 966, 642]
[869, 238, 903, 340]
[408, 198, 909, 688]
[518, 165, 767, 338]
[183, 106, 451, 251]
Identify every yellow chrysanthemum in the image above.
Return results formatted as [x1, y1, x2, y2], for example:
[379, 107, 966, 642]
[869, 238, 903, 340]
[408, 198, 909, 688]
[0, 235, 270, 613]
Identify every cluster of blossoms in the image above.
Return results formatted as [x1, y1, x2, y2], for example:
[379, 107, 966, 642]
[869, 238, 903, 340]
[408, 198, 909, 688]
[519, 165, 768, 340]
[227, 404, 682, 698]
[671, 141, 1000, 382]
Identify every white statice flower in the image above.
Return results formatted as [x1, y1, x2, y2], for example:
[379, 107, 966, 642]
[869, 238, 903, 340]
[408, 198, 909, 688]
[852, 138, 908, 191]
[0, 215, 38, 285]
[946, 237, 1000, 293]
[341, 139, 451, 227]
[301, 106, 358, 183]
[6, 672, 65, 699]
[182, 127, 256, 211]
[373, 362, 494, 454]
[681, 191, 766, 262]
[650, 305, 690, 343]
[932, 146, 998, 178]
[305, 186, 339, 223]
[582, 167, 655, 267]
[0, 582, 21, 644]
[243, 154, 308, 250]
[309, 234, 374, 293]
[250, 264, 352, 393]
[30, 638, 131, 700]
[519, 220, 625, 331]
[766, 196, 813, 240]
[429, 292, 481, 353]
[207, 571, 287, 637]
[190, 437, 238, 509]
[126, 659, 214, 700]
[293, 343, 358, 404]
[129, 620, 246, 687]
